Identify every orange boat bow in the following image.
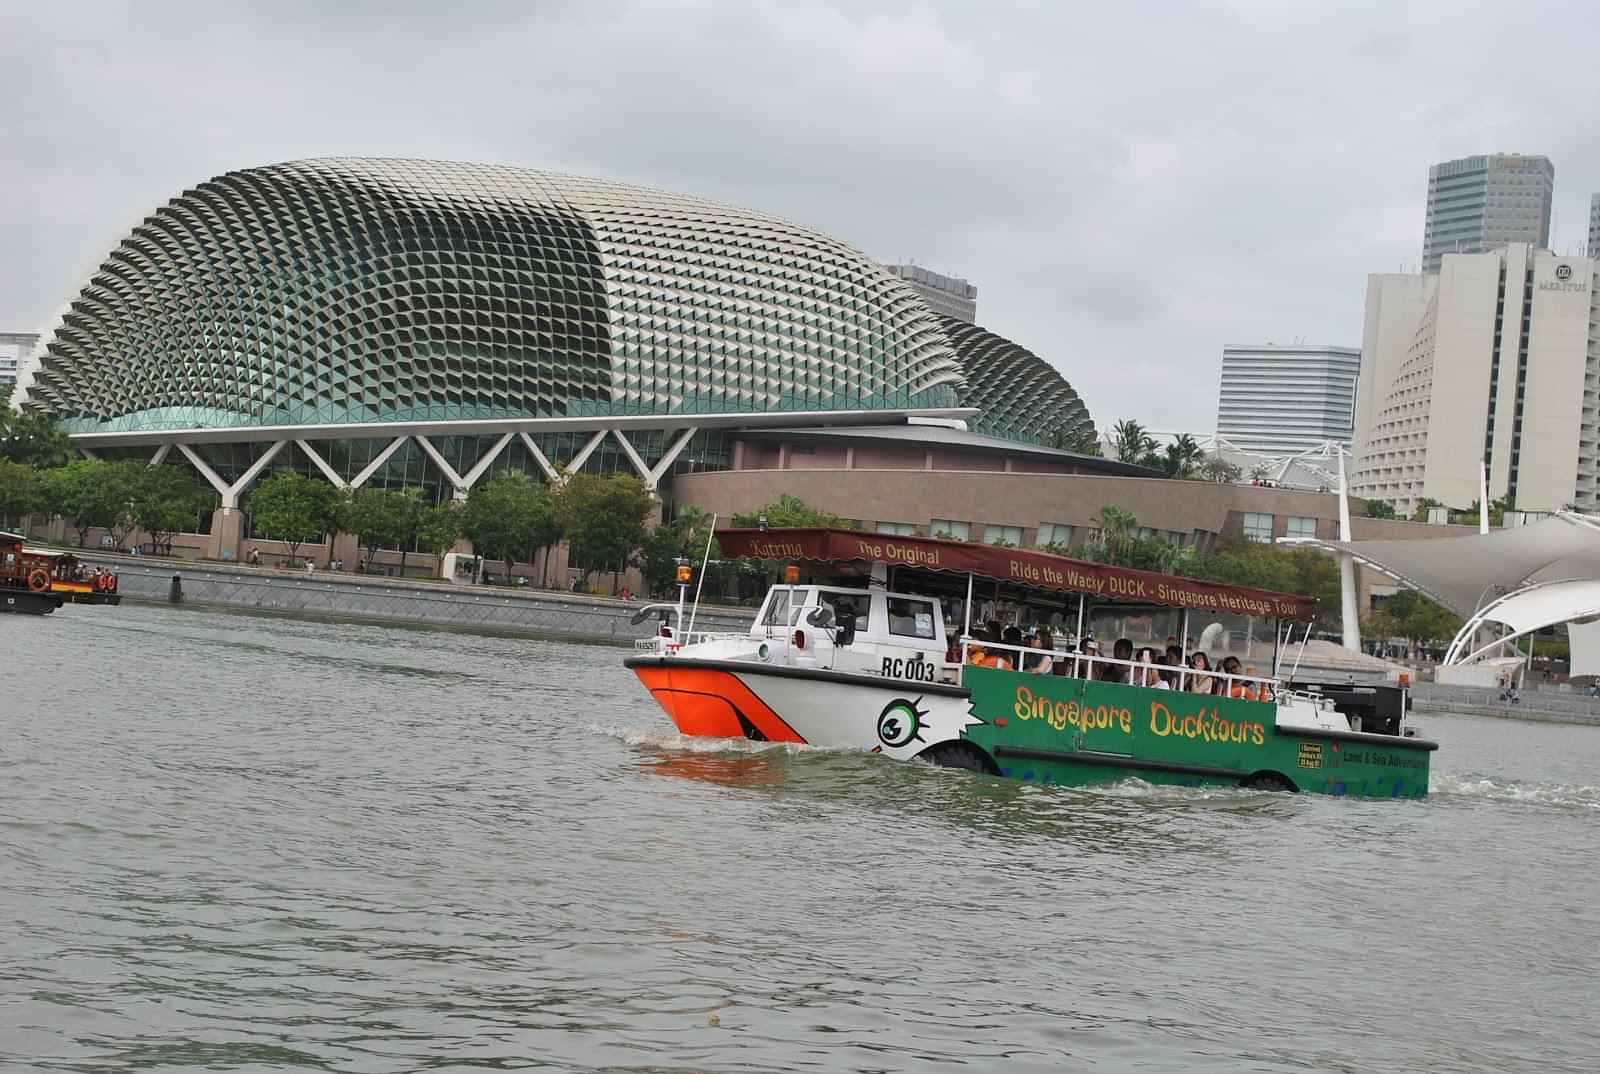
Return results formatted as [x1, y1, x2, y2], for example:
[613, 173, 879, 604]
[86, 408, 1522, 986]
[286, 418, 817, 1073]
[632, 664, 807, 743]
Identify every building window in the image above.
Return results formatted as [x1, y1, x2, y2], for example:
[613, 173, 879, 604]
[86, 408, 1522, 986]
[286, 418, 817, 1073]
[1036, 523, 1073, 549]
[1286, 516, 1318, 540]
[1242, 513, 1274, 543]
[983, 525, 1023, 547]
[931, 519, 971, 541]
[876, 521, 915, 536]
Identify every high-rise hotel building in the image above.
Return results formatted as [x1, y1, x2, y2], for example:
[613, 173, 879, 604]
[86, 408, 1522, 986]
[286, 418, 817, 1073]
[1352, 244, 1599, 514]
[1215, 344, 1361, 456]
[0, 332, 38, 387]
[1421, 154, 1554, 273]
[881, 264, 978, 324]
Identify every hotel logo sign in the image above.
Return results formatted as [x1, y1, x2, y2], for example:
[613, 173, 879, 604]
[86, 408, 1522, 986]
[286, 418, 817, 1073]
[1539, 263, 1588, 293]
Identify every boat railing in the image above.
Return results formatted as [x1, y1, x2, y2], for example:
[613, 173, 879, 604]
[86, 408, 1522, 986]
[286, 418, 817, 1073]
[958, 637, 1281, 699]
[634, 629, 748, 654]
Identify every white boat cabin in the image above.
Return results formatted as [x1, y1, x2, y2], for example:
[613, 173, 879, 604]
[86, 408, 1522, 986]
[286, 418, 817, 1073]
[745, 584, 951, 682]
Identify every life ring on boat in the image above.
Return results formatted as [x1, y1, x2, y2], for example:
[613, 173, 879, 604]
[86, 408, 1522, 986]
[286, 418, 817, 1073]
[26, 568, 50, 593]
[95, 573, 111, 592]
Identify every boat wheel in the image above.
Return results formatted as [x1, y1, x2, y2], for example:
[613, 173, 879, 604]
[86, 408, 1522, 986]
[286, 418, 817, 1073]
[1242, 772, 1295, 793]
[916, 742, 999, 775]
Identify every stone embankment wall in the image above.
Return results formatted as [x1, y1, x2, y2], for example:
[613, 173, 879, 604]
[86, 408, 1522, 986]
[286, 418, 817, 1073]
[83, 554, 750, 645]
[1410, 682, 1600, 726]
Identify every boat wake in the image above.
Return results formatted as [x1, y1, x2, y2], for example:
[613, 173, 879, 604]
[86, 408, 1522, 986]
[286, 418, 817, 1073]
[1430, 772, 1600, 810]
[589, 723, 850, 757]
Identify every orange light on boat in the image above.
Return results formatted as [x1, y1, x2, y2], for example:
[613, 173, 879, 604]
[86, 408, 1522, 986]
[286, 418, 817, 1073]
[783, 565, 801, 584]
[676, 565, 692, 583]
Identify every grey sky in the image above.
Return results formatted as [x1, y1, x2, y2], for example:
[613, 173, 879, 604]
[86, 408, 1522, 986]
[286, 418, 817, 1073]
[3, 1, 1597, 433]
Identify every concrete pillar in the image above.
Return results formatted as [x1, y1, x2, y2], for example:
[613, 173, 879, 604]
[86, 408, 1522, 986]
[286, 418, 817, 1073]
[206, 507, 244, 561]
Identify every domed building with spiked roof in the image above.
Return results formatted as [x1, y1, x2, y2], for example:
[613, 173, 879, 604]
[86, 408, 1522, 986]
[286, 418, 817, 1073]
[17, 158, 1149, 568]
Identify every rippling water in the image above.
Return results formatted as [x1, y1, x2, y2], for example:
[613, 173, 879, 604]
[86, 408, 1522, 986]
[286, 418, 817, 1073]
[3, 604, 1599, 1073]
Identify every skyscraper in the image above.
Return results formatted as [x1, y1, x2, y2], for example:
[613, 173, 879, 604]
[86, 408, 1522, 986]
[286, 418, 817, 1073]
[1215, 344, 1361, 456]
[1589, 192, 1599, 257]
[0, 332, 38, 387]
[881, 264, 978, 323]
[1352, 245, 1598, 514]
[1421, 154, 1554, 273]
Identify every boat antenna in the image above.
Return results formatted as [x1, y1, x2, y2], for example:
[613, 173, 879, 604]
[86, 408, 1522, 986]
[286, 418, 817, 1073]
[685, 512, 717, 641]
[1287, 619, 1314, 682]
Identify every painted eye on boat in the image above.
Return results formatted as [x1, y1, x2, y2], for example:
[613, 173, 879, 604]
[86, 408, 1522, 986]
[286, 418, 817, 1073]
[877, 699, 928, 749]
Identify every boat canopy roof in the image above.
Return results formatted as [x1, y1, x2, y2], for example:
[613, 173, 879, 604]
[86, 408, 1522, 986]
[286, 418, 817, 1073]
[19, 546, 73, 560]
[715, 527, 1317, 622]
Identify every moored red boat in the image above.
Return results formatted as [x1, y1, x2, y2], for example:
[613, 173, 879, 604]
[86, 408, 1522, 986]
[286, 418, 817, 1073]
[625, 527, 1437, 797]
[0, 531, 123, 615]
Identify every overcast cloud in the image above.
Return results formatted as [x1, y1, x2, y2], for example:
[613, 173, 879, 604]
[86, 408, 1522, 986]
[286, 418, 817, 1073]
[3, 1, 1597, 432]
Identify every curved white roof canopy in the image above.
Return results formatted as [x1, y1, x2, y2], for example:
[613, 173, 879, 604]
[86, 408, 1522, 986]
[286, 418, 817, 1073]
[1442, 579, 1600, 666]
[1287, 512, 1600, 617]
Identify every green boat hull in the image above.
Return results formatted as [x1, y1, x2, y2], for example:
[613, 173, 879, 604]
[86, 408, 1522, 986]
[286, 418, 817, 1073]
[959, 667, 1434, 798]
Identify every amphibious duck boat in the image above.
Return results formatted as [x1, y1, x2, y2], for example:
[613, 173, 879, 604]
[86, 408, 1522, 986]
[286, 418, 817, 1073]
[625, 528, 1435, 797]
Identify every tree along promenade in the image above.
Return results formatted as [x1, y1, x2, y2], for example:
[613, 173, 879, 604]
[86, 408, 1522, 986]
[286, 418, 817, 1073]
[76, 551, 749, 646]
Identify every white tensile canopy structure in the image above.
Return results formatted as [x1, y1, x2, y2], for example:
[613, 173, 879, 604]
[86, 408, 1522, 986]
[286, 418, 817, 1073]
[1288, 512, 1600, 673]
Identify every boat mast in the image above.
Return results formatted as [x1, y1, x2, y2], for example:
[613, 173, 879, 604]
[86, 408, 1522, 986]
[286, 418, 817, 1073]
[1075, 594, 1086, 678]
[962, 571, 974, 638]
[1337, 446, 1361, 652]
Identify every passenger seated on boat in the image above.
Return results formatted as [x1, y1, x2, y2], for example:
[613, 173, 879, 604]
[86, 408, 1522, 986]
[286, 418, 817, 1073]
[1246, 667, 1272, 702]
[966, 629, 1012, 671]
[1053, 640, 1077, 676]
[1027, 628, 1055, 674]
[1078, 637, 1101, 677]
[1132, 648, 1162, 688]
[1100, 639, 1133, 683]
[980, 647, 1012, 670]
[1187, 652, 1215, 694]
[1158, 649, 1184, 694]
[1219, 656, 1258, 700]
[1001, 625, 1024, 665]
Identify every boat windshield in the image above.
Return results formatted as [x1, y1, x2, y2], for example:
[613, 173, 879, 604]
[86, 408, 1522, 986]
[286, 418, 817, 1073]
[820, 590, 872, 632]
[760, 588, 799, 629]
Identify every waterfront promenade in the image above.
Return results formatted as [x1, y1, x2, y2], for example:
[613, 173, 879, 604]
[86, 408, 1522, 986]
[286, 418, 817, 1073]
[75, 550, 751, 645]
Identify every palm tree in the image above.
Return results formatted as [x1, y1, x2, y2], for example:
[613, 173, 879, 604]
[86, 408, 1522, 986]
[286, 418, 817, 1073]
[1093, 505, 1139, 562]
[1111, 419, 1155, 464]
[1163, 434, 1204, 478]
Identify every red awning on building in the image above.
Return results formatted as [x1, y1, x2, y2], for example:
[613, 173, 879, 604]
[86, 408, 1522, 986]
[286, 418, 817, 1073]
[715, 527, 1317, 622]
